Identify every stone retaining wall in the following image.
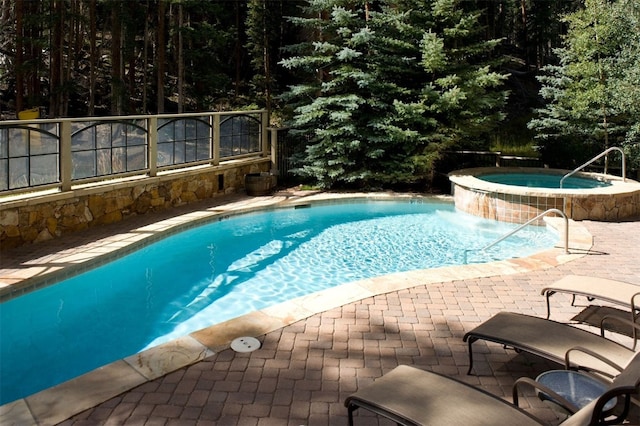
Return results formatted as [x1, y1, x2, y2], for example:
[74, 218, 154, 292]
[0, 160, 271, 251]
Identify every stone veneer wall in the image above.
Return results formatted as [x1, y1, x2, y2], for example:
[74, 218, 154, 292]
[0, 159, 271, 251]
[568, 192, 640, 221]
[453, 184, 640, 224]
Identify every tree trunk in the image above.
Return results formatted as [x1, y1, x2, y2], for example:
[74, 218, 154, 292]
[594, 25, 610, 171]
[111, 2, 123, 115]
[520, 0, 529, 68]
[63, 0, 73, 116]
[49, 0, 63, 116]
[15, 0, 24, 113]
[89, 0, 97, 115]
[142, 0, 150, 112]
[235, 1, 242, 99]
[156, 0, 166, 113]
[177, 1, 184, 113]
[25, 1, 41, 109]
[126, 2, 138, 114]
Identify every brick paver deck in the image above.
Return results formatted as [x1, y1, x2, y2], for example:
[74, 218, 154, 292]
[2, 192, 639, 425]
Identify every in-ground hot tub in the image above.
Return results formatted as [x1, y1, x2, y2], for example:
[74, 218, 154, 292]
[449, 167, 640, 223]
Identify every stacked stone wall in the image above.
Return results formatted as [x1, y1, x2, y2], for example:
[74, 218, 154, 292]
[0, 161, 270, 251]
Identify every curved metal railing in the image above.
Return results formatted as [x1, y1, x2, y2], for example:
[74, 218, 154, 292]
[480, 208, 568, 254]
[560, 147, 626, 188]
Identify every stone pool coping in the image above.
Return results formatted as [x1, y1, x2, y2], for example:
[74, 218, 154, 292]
[0, 191, 594, 425]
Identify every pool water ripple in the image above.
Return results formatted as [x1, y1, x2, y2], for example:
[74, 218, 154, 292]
[0, 200, 558, 405]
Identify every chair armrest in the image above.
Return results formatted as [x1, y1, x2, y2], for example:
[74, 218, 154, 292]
[564, 346, 625, 377]
[599, 315, 640, 350]
[512, 377, 580, 413]
[590, 385, 636, 425]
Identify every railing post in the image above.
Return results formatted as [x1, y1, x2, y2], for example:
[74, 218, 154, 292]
[261, 110, 269, 159]
[212, 114, 220, 166]
[148, 116, 158, 177]
[269, 127, 278, 173]
[60, 120, 72, 192]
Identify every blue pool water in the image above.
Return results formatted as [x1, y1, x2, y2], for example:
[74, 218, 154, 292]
[0, 200, 558, 404]
[479, 173, 610, 189]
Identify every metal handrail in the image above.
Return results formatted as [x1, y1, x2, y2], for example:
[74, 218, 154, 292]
[560, 147, 626, 188]
[481, 208, 569, 254]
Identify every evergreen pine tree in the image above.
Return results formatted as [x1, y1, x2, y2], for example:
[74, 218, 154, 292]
[281, 0, 508, 189]
[529, 0, 640, 169]
[410, 0, 509, 168]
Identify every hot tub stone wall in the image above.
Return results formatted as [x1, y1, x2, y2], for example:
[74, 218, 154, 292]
[0, 161, 271, 251]
[453, 184, 640, 223]
[568, 192, 640, 221]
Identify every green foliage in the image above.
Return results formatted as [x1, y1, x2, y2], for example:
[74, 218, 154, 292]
[529, 0, 640, 168]
[181, 3, 237, 109]
[245, 0, 300, 110]
[280, 0, 508, 189]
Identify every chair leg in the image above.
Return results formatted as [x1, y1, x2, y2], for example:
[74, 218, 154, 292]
[347, 404, 356, 426]
[467, 338, 477, 375]
[545, 291, 555, 319]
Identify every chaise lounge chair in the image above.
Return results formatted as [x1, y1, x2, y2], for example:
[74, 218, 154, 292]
[462, 312, 640, 377]
[344, 359, 640, 425]
[542, 275, 640, 320]
[541, 275, 640, 344]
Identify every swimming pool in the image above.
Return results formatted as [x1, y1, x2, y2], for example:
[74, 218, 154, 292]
[0, 199, 559, 405]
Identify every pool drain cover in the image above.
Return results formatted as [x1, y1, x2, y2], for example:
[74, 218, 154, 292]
[231, 336, 261, 353]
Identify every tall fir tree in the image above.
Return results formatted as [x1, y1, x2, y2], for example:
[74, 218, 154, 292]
[529, 0, 640, 169]
[281, 0, 508, 189]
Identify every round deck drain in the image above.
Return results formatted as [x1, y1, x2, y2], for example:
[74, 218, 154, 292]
[231, 336, 261, 353]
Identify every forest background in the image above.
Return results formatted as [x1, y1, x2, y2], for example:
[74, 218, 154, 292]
[1, 0, 638, 189]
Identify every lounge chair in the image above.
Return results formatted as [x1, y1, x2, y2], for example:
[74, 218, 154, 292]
[344, 363, 640, 425]
[542, 275, 640, 318]
[542, 275, 640, 344]
[462, 312, 640, 377]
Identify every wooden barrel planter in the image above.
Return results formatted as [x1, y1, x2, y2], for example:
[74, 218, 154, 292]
[245, 173, 276, 196]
